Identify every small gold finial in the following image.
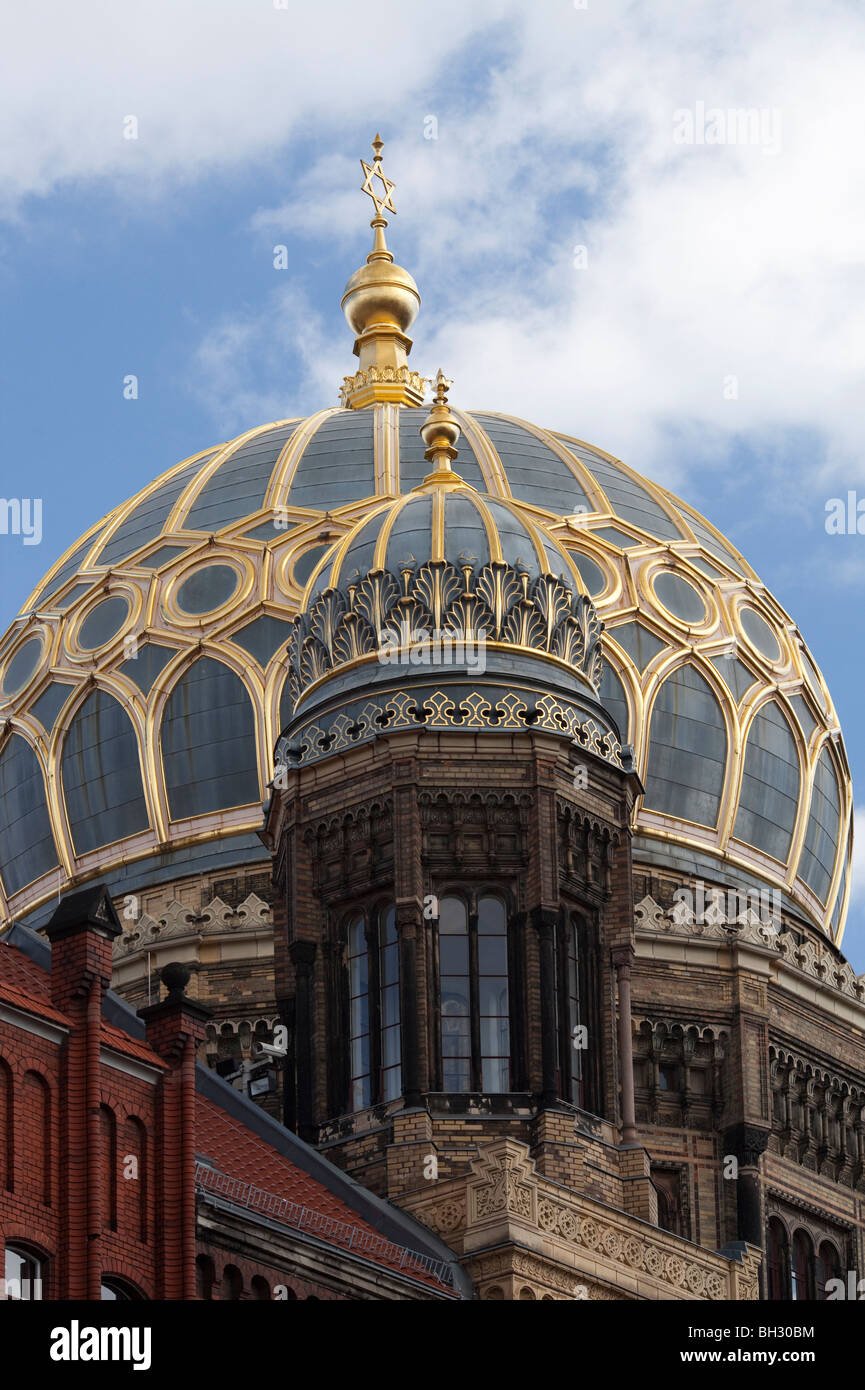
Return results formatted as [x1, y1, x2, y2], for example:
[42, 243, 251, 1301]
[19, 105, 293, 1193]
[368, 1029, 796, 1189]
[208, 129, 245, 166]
[417, 370, 465, 489]
[432, 369, 453, 406]
[340, 133, 426, 410]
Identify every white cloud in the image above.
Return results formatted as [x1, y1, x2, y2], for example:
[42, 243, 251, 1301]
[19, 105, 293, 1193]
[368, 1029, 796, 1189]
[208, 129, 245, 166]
[6, 1, 865, 497]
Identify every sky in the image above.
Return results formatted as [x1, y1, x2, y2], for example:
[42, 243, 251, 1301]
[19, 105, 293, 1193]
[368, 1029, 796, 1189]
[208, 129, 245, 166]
[0, 0, 863, 962]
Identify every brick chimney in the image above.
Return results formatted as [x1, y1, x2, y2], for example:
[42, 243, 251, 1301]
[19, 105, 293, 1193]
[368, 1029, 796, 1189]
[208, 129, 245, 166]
[43, 883, 121, 1010]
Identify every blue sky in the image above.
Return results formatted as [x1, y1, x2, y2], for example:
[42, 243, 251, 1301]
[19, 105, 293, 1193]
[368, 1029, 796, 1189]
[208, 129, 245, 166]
[0, 0, 863, 962]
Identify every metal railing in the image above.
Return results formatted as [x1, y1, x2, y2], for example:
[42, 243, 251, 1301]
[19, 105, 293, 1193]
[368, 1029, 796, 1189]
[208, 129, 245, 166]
[194, 1162, 454, 1289]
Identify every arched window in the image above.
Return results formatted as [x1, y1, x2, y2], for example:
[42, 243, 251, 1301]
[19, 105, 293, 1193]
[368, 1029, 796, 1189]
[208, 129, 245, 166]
[100, 1277, 141, 1300]
[817, 1241, 841, 1300]
[122, 1116, 147, 1243]
[791, 1228, 815, 1301]
[222, 1265, 244, 1301]
[347, 905, 401, 1112]
[4, 1245, 44, 1300]
[767, 1218, 790, 1300]
[439, 895, 510, 1094]
[21, 1071, 51, 1206]
[250, 1276, 271, 1301]
[99, 1105, 117, 1232]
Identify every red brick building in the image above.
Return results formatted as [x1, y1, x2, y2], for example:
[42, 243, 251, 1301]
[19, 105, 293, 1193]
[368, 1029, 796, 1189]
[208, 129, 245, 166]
[0, 885, 464, 1301]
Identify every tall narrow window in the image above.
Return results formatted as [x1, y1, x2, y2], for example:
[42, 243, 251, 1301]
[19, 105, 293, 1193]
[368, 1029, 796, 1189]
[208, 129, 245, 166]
[439, 898, 471, 1092]
[557, 913, 592, 1108]
[791, 1228, 815, 1301]
[348, 917, 371, 1110]
[478, 897, 509, 1093]
[379, 908, 402, 1101]
[345, 906, 400, 1112]
[817, 1242, 841, 1300]
[438, 894, 511, 1094]
[767, 1218, 790, 1300]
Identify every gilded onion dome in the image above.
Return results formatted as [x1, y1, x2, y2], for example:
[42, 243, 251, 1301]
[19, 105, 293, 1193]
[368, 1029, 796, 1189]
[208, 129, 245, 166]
[279, 377, 621, 774]
[0, 138, 852, 947]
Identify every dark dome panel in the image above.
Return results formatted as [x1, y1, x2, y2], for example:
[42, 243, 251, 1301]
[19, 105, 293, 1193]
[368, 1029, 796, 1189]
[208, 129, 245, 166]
[0, 734, 59, 895]
[97, 458, 210, 567]
[798, 747, 841, 903]
[562, 441, 684, 543]
[287, 412, 375, 509]
[733, 702, 800, 862]
[339, 508, 391, 584]
[119, 642, 177, 695]
[383, 495, 433, 571]
[674, 502, 748, 578]
[442, 494, 493, 568]
[29, 680, 76, 731]
[61, 690, 150, 855]
[33, 534, 104, 607]
[183, 425, 297, 533]
[161, 658, 259, 820]
[230, 615, 294, 668]
[475, 416, 592, 516]
[598, 661, 630, 743]
[483, 499, 543, 572]
[643, 665, 727, 828]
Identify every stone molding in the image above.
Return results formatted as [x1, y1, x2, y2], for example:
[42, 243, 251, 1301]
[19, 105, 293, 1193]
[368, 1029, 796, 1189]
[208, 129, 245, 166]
[401, 1137, 760, 1301]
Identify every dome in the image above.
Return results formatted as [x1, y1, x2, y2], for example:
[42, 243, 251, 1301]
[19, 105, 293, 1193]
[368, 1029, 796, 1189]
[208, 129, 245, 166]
[0, 403, 851, 942]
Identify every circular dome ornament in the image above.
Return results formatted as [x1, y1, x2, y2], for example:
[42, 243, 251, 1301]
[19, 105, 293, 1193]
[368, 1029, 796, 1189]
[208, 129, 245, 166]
[163, 556, 252, 626]
[0, 633, 46, 699]
[77, 595, 131, 651]
[175, 564, 240, 615]
[567, 550, 608, 600]
[738, 605, 782, 664]
[651, 571, 708, 626]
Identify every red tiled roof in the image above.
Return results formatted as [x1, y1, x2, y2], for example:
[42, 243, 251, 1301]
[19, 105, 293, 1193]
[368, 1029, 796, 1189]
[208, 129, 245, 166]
[195, 1095, 451, 1291]
[0, 941, 163, 1070]
[100, 1019, 166, 1070]
[0, 942, 70, 1027]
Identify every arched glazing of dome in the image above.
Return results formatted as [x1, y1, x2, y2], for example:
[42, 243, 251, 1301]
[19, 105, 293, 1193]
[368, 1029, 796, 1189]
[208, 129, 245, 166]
[0, 137, 852, 946]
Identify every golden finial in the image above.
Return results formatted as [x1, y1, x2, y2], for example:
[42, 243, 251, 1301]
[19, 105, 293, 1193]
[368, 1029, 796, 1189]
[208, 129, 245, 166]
[432, 369, 453, 406]
[360, 134, 397, 220]
[417, 369, 465, 489]
[340, 133, 426, 410]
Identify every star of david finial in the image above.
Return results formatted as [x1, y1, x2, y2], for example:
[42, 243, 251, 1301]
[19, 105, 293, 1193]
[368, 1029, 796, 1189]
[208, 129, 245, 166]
[360, 132, 397, 219]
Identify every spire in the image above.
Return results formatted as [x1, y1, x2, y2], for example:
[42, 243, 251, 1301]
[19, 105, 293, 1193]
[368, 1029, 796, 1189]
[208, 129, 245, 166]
[340, 135, 427, 409]
[417, 369, 466, 489]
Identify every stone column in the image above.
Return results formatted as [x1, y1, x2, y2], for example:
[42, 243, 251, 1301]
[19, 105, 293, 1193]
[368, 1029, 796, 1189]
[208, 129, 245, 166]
[290, 940, 317, 1142]
[612, 946, 637, 1145]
